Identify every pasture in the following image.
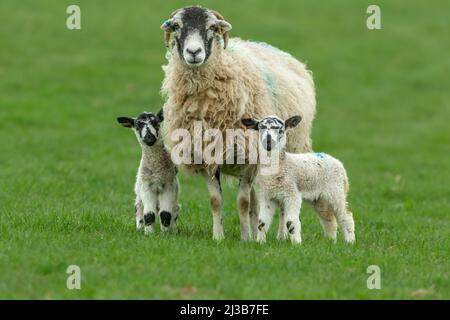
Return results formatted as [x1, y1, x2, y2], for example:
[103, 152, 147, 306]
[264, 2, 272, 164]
[0, 0, 448, 299]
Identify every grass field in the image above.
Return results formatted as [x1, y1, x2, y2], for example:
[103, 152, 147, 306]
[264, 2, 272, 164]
[0, 0, 449, 299]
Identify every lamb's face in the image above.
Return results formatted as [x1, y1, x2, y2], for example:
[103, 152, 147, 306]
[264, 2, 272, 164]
[133, 112, 162, 146]
[117, 110, 164, 147]
[161, 6, 232, 67]
[257, 117, 286, 152]
[241, 115, 303, 152]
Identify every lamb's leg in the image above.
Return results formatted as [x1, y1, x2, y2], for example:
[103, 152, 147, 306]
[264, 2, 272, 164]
[158, 181, 179, 233]
[204, 171, 224, 240]
[237, 176, 252, 241]
[249, 187, 259, 240]
[334, 201, 355, 243]
[257, 199, 277, 243]
[284, 198, 302, 244]
[135, 196, 144, 231]
[277, 206, 288, 241]
[140, 187, 158, 235]
[313, 198, 338, 242]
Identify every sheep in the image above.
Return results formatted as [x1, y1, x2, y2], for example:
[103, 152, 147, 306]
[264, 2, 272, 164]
[117, 110, 180, 234]
[241, 115, 355, 244]
[160, 6, 316, 241]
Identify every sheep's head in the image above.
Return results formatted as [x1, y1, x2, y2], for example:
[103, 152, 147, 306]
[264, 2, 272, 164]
[117, 110, 164, 147]
[241, 116, 302, 152]
[161, 6, 232, 67]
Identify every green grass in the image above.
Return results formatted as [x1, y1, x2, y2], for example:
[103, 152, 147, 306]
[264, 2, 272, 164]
[0, 0, 449, 299]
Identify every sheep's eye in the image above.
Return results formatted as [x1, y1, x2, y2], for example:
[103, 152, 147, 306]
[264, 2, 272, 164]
[209, 25, 218, 32]
[172, 23, 180, 31]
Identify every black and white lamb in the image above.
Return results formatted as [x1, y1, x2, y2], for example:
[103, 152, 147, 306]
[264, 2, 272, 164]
[117, 110, 180, 234]
[242, 116, 355, 244]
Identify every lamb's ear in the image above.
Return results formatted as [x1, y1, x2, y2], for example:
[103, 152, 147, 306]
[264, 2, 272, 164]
[117, 117, 135, 128]
[241, 118, 259, 130]
[156, 109, 164, 123]
[284, 116, 302, 129]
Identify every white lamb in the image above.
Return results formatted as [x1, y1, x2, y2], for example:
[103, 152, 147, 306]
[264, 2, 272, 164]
[241, 116, 355, 244]
[117, 110, 180, 234]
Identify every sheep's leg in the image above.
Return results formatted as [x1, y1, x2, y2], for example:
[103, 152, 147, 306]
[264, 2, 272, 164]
[249, 187, 259, 240]
[277, 206, 288, 241]
[333, 201, 355, 243]
[237, 176, 252, 241]
[257, 198, 277, 243]
[284, 197, 302, 244]
[313, 198, 337, 242]
[140, 187, 158, 235]
[204, 171, 224, 240]
[158, 181, 179, 233]
[135, 196, 144, 231]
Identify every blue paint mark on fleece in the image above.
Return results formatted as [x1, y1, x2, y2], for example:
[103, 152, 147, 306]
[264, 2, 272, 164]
[263, 70, 277, 98]
[224, 39, 278, 103]
[315, 152, 326, 159]
[252, 42, 279, 100]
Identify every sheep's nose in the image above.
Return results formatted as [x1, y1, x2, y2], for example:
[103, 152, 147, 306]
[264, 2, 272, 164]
[186, 48, 202, 56]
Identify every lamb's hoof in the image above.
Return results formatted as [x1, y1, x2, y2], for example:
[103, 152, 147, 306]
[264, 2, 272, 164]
[345, 237, 356, 244]
[160, 227, 170, 234]
[136, 219, 144, 231]
[276, 233, 288, 241]
[256, 233, 266, 244]
[144, 226, 154, 235]
[170, 224, 178, 234]
[212, 232, 225, 241]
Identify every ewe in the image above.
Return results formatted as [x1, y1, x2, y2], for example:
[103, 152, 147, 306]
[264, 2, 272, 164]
[242, 116, 355, 244]
[161, 6, 316, 240]
[117, 110, 180, 234]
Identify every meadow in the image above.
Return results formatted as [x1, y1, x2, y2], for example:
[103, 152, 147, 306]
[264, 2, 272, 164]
[0, 0, 448, 299]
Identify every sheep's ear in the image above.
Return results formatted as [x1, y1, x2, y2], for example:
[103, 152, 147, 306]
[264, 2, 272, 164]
[285, 116, 302, 129]
[241, 118, 259, 130]
[117, 117, 135, 128]
[156, 109, 164, 123]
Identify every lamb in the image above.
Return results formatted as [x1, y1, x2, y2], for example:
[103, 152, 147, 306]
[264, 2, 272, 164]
[117, 110, 180, 234]
[241, 115, 355, 244]
[160, 6, 316, 241]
